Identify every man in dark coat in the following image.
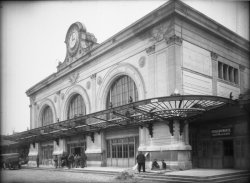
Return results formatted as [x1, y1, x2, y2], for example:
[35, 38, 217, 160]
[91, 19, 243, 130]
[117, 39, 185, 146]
[36, 155, 39, 168]
[136, 151, 146, 173]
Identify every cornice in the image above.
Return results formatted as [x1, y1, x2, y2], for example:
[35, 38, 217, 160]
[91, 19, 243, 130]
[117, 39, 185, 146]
[26, 0, 249, 97]
[174, 0, 249, 52]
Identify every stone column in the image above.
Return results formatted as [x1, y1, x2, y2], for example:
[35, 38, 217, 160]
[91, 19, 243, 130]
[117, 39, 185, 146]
[211, 52, 218, 95]
[165, 35, 183, 94]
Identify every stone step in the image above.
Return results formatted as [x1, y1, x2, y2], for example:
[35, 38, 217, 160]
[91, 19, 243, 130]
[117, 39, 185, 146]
[138, 171, 250, 183]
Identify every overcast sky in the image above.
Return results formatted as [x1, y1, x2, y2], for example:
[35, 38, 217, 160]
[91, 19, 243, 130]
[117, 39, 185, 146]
[1, 0, 249, 135]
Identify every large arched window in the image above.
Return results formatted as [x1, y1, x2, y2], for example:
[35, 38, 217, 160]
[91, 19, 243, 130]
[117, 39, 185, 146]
[67, 94, 86, 119]
[106, 75, 138, 109]
[42, 106, 53, 126]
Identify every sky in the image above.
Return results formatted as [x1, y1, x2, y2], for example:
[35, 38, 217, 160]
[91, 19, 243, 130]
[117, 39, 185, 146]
[1, 0, 249, 135]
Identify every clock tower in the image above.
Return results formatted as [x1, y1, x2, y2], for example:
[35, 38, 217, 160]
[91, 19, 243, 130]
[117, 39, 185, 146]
[57, 22, 98, 71]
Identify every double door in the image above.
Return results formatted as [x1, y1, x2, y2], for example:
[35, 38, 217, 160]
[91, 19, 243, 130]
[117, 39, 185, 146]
[107, 136, 138, 167]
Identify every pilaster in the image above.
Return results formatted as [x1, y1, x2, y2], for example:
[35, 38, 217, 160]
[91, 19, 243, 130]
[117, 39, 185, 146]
[85, 132, 104, 167]
[91, 73, 97, 112]
[27, 142, 39, 167]
[146, 45, 156, 98]
[165, 35, 183, 94]
[211, 52, 218, 95]
[239, 65, 246, 94]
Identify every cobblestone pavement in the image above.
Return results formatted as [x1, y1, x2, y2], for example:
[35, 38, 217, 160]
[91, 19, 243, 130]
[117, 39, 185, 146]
[1, 169, 117, 183]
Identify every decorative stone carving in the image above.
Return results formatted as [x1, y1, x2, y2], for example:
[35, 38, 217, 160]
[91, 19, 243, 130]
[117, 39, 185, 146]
[57, 22, 98, 72]
[146, 45, 155, 55]
[165, 35, 182, 46]
[86, 81, 91, 89]
[90, 73, 96, 79]
[211, 52, 218, 60]
[30, 96, 36, 105]
[151, 21, 172, 42]
[69, 72, 79, 84]
[138, 56, 146, 68]
[239, 64, 246, 71]
[97, 76, 102, 85]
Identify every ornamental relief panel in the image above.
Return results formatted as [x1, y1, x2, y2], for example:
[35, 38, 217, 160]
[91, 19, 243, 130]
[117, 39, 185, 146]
[150, 20, 173, 42]
[138, 56, 146, 68]
[69, 72, 79, 85]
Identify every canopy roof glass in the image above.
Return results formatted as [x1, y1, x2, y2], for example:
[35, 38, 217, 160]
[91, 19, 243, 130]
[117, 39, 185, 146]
[3, 95, 236, 143]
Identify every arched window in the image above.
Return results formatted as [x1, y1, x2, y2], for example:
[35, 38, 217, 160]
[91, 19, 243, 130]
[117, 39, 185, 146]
[67, 94, 86, 119]
[42, 106, 53, 126]
[106, 75, 138, 108]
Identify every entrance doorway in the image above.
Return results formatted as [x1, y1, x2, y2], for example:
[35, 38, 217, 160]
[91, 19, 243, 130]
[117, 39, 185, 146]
[107, 136, 138, 167]
[223, 140, 234, 168]
[67, 142, 85, 155]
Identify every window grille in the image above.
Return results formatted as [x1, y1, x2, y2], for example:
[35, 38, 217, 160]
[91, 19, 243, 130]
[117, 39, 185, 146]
[67, 94, 86, 119]
[42, 106, 53, 126]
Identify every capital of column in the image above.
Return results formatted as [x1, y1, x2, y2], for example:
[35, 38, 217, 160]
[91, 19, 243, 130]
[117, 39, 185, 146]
[210, 52, 218, 60]
[145, 45, 155, 55]
[239, 64, 246, 71]
[165, 35, 182, 46]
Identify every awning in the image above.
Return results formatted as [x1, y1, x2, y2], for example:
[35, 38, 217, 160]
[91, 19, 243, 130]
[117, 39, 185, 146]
[3, 95, 236, 144]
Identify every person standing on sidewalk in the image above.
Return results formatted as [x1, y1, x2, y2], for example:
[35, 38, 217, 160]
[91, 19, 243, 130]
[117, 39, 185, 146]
[136, 151, 146, 173]
[36, 155, 39, 168]
[54, 155, 58, 168]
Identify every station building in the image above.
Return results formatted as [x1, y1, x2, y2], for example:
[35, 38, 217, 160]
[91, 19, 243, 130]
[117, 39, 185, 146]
[4, 0, 249, 170]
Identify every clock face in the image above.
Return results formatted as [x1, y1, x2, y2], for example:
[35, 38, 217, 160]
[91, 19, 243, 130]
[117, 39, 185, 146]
[69, 31, 77, 48]
[67, 28, 79, 56]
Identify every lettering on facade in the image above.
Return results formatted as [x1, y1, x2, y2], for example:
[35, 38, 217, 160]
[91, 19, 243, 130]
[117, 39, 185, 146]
[211, 128, 232, 137]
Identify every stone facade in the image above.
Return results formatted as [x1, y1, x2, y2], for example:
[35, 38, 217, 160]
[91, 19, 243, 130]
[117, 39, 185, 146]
[26, 0, 249, 170]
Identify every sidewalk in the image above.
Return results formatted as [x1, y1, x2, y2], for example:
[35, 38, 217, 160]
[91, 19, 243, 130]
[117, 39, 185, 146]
[164, 168, 248, 177]
[22, 164, 249, 177]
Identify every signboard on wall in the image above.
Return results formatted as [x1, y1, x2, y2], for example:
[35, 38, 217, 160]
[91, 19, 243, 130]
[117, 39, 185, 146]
[211, 128, 232, 137]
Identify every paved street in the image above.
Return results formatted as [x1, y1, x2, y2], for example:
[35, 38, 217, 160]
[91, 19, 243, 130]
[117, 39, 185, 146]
[1, 168, 117, 183]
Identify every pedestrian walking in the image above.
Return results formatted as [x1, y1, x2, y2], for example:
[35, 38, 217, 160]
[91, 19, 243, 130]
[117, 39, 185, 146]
[136, 151, 146, 173]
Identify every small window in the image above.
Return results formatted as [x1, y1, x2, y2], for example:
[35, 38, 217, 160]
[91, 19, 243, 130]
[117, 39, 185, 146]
[218, 61, 239, 85]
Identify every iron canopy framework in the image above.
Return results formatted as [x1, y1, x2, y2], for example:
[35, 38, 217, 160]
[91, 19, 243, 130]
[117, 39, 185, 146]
[3, 95, 236, 144]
